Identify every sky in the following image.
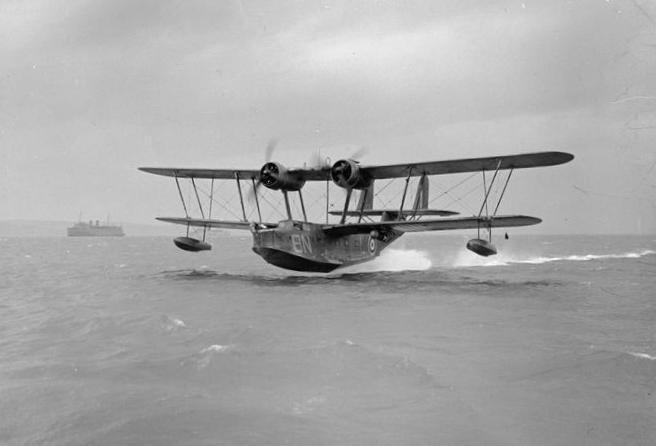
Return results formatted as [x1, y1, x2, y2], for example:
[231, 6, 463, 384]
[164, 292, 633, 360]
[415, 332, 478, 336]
[1, 0, 655, 234]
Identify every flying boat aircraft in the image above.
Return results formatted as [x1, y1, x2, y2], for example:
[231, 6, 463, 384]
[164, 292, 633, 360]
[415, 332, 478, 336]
[139, 150, 573, 272]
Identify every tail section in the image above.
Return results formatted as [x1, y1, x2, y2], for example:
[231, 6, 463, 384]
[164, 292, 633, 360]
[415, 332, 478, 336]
[412, 174, 429, 211]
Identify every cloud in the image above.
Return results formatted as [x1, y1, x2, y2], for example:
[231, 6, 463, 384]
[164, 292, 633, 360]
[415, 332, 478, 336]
[1, 0, 654, 232]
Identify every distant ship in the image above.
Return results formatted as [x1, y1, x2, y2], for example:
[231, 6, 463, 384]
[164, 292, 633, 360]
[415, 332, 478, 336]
[67, 219, 125, 237]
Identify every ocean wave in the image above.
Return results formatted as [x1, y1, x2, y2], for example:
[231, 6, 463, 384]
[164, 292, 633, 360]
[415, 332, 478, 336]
[160, 314, 187, 332]
[183, 344, 236, 369]
[156, 255, 432, 283]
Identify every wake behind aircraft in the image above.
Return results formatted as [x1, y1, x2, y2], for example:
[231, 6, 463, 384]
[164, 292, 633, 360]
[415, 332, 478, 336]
[139, 150, 574, 272]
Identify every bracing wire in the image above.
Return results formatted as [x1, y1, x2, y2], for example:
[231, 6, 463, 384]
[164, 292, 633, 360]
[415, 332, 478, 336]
[444, 182, 482, 214]
[195, 184, 243, 221]
[428, 172, 478, 205]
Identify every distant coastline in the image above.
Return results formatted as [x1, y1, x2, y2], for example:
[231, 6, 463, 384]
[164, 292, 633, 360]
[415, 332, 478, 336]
[0, 220, 182, 237]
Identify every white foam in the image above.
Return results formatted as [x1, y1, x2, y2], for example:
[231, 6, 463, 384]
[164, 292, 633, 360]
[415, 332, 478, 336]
[453, 249, 655, 268]
[161, 315, 187, 331]
[628, 352, 656, 361]
[192, 344, 235, 369]
[513, 250, 655, 265]
[451, 250, 510, 267]
[337, 248, 432, 273]
[170, 317, 186, 328]
[201, 344, 233, 354]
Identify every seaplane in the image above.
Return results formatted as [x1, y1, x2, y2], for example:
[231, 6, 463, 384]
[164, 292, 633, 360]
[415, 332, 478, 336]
[139, 149, 573, 272]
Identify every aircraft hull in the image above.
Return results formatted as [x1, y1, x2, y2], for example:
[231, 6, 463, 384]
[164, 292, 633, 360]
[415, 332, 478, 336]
[250, 221, 400, 272]
[252, 247, 341, 272]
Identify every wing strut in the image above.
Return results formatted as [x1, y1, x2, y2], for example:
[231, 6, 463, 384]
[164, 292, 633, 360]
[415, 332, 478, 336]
[208, 178, 214, 219]
[283, 191, 293, 220]
[205, 178, 214, 241]
[357, 187, 369, 223]
[191, 178, 205, 219]
[340, 188, 353, 224]
[174, 175, 190, 218]
[482, 171, 489, 218]
[251, 178, 262, 223]
[174, 174, 191, 237]
[493, 168, 513, 217]
[477, 160, 502, 219]
[398, 168, 413, 220]
[477, 160, 501, 240]
[234, 172, 247, 222]
[474, 160, 515, 241]
[190, 178, 210, 241]
[298, 190, 308, 222]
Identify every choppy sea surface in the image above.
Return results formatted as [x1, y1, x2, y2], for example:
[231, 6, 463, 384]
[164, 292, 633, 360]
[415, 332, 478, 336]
[1, 234, 654, 446]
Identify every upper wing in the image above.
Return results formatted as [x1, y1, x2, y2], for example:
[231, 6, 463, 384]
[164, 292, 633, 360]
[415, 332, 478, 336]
[322, 215, 541, 237]
[139, 151, 573, 182]
[156, 217, 277, 230]
[360, 151, 573, 180]
[139, 167, 262, 180]
[138, 166, 331, 181]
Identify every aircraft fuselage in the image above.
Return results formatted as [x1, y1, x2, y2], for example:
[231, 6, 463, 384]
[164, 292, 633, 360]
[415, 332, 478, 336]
[251, 220, 401, 272]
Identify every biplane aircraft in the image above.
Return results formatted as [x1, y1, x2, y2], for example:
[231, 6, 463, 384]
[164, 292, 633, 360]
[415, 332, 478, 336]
[139, 151, 573, 272]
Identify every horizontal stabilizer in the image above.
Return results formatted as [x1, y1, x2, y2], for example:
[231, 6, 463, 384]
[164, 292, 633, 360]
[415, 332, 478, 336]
[328, 209, 459, 217]
[322, 215, 541, 237]
[156, 217, 277, 230]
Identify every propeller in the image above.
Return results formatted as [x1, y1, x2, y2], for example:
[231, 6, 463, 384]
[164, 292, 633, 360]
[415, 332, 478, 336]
[331, 145, 369, 193]
[259, 161, 280, 188]
[249, 139, 279, 200]
[263, 138, 278, 165]
[331, 159, 352, 179]
[304, 144, 367, 173]
[348, 145, 368, 161]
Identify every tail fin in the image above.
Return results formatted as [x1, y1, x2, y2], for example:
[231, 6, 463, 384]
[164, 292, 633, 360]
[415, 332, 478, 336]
[412, 174, 429, 210]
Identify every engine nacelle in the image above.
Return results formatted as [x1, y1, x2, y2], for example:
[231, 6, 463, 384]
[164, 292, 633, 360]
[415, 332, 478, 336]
[330, 159, 371, 189]
[259, 162, 306, 191]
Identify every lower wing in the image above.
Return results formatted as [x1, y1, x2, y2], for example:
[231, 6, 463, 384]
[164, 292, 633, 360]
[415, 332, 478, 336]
[156, 217, 278, 230]
[322, 215, 541, 237]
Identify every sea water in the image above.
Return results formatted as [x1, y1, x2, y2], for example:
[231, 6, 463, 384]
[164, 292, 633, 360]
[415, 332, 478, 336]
[0, 234, 654, 445]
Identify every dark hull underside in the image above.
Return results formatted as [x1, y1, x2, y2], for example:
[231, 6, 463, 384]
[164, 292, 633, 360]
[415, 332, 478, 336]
[252, 247, 342, 272]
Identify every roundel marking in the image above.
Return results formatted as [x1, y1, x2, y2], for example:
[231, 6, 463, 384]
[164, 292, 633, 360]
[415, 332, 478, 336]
[368, 236, 376, 253]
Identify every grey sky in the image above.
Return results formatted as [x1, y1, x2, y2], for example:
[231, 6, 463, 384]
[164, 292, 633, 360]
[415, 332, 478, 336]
[1, 0, 654, 233]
